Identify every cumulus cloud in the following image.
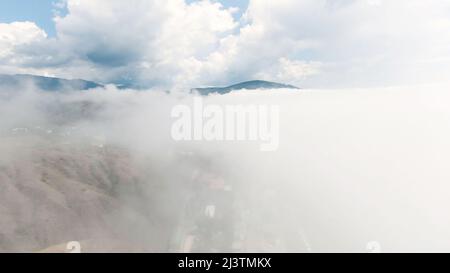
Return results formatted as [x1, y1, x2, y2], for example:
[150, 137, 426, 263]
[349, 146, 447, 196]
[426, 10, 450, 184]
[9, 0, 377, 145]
[229, 0, 450, 87]
[0, 22, 47, 61]
[1, 0, 450, 89]
[49, 0, 239, 88]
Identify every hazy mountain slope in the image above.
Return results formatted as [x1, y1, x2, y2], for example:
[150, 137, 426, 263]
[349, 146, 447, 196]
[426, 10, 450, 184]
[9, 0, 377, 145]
[0, 74, 103, 92]
[192, 80, 299, 95]
[0, 135, 182, 252]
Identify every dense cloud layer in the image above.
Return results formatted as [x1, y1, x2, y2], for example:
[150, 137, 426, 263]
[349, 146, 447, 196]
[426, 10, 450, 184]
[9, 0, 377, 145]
[1, 0, 450, 89]
[3, 83, 450, 252]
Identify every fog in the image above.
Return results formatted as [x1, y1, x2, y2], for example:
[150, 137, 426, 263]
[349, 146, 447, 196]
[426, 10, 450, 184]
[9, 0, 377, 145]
[2, 83, 450, 252]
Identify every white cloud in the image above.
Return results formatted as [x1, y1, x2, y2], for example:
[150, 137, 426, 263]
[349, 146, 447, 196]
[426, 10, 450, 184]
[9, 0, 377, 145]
[4, 82, 450, 251]
[252, 58, 322, 85]
[0, 22, 47, 60]
[231, 0, 450, 87]
[1, 0, 450, 89]
[51, 0, 238, 88]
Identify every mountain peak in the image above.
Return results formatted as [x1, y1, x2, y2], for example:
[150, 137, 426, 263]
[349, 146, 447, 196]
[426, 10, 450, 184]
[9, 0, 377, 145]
[191, 80, 299, 95]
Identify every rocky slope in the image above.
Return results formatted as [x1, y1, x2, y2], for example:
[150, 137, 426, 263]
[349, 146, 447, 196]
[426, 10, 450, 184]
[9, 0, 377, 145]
[0, 135, 183, 252]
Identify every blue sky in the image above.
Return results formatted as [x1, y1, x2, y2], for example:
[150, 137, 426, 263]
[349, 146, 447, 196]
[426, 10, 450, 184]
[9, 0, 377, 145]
[0, 0, 248, 37]
[0, 0, 58, 36]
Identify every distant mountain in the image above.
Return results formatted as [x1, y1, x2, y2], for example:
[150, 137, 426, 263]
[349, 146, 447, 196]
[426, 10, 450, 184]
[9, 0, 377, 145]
[0, 74, 103, 91]
[191, 80, 299, 95]
[0, 75, 299, 95]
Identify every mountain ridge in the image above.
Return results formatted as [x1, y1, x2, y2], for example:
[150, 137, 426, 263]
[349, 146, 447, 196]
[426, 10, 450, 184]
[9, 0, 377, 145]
[0, 74, 299, 94]
[191, 80, 299, 95]
[0, 74, 103, 91]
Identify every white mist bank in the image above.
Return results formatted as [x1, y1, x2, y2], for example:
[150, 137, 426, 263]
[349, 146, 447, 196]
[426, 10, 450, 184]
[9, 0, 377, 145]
[2, 84, 450, 252]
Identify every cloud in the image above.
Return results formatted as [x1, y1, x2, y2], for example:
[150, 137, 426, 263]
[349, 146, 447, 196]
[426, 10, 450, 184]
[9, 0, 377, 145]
[3, 81, 450, 251]
[255, 58, 323, 84]
[52, 0, 239, 88]
[0, 21, 47, 60]
[0, 0, 239, 88]
[226, 0, 450, 87]
[1, 0, 450, 89]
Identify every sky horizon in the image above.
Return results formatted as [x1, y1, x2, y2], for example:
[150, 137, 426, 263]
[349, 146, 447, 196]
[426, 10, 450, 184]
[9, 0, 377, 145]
[1, 0, 450, 90]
